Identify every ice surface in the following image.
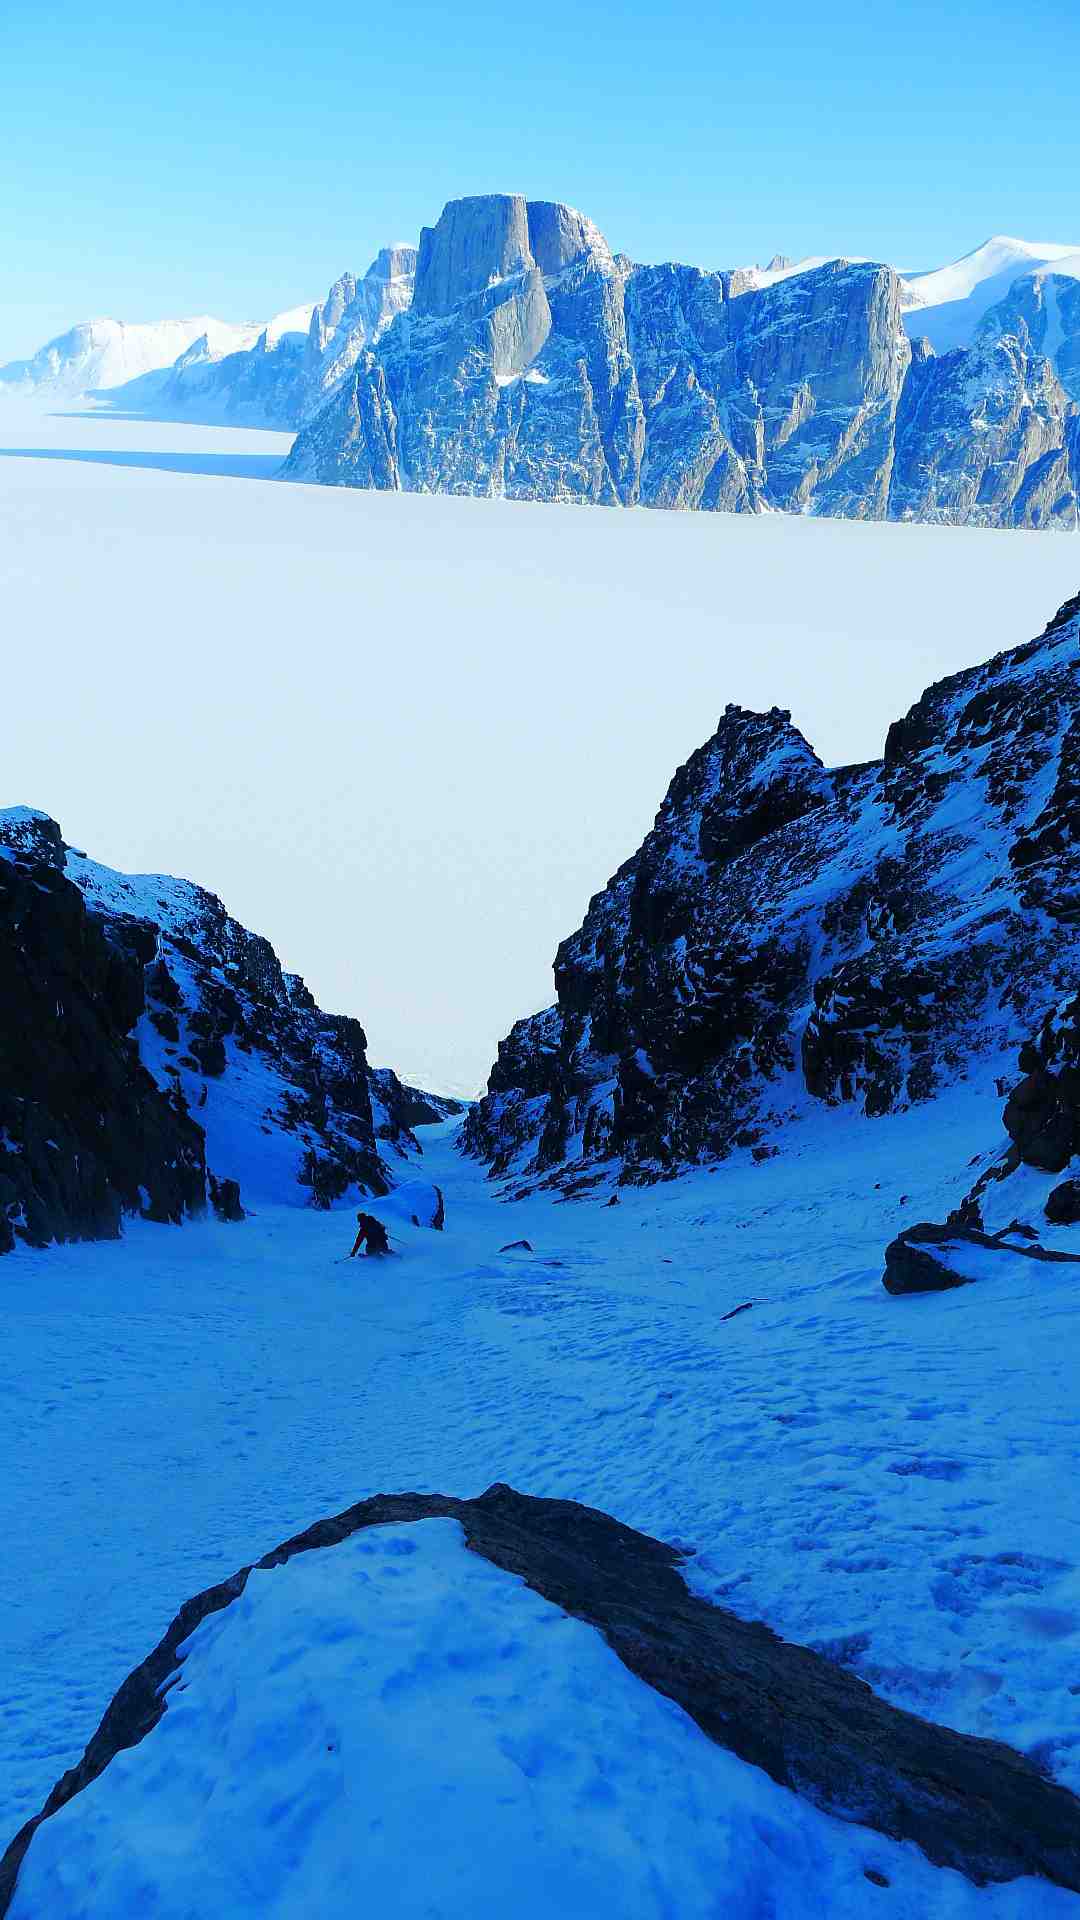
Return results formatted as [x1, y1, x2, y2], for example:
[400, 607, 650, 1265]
[2, 401, 1079, 1092]
[10, 1519, 1077, 1919]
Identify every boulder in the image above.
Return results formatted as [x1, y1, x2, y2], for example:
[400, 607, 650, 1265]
[4, 1483, 1080, 1911]
[1046, 1178, 1080, 1226]
[883, 1221, 1080, 1294]
[208, 1174, 244, 1222]
[378, 1179, 445, 1231]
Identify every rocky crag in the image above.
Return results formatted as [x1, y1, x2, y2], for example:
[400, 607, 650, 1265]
[0, 809, 439, 1254]
[463, 590, 1080, 1189]
[283, 193, 1080, 529]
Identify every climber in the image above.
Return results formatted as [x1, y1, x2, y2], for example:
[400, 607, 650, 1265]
[349, 1210, 391, 1258]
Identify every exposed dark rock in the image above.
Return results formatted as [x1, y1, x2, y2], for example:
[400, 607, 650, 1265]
[883, 1220, 1080, 1294]
[0, 845, 206, 1250]
[0, 808, 437, 1250]
[1046, 1178, 1080, 1225]
[369, 1067, 467, 1156]
[465, 595, 1080, 1188]
[4, 1483, 1080, 1911]
[208, 1174, 245, 1222]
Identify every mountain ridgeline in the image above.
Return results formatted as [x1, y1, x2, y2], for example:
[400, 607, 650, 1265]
[0, 809, 455, 1256]
[282, 194, 1080, 528]
[463, 590, 1080, 1193]
[7, 197, 1080, 529]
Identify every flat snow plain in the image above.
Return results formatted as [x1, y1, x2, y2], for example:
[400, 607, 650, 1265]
[4, 1091, 1080, 1913]
[2, 402, 1080, 1093]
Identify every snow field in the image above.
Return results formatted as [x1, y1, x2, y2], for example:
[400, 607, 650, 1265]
[3, 1081, 1079, 1856]
[3, 403, 1080, 1092]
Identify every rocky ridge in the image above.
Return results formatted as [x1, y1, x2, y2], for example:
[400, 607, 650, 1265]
[463, 590, 1080, 1189]
[109, 248, 418, 428]
[0, 809, 440, 1254]
[283, 193, 1080, 528]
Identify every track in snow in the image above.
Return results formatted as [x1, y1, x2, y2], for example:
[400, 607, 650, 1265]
[3, 1086, 1080, 1840]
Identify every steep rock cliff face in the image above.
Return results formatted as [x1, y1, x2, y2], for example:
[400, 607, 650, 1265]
[464, 592, 1080, 1186]
[134, 248, 418, 428]
[0, 811, 421, 1252]
[283, 194, 1080, 528]
[0, 814, 206, 1252]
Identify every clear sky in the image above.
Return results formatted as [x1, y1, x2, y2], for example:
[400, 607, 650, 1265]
[2, 0, 1079, 363]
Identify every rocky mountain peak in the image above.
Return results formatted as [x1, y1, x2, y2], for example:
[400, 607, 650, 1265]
[465, 591, 1080, 1186]
[365, 244, 419, 285]
[0, 806, 66, 870]
[411, 193, 612, 318]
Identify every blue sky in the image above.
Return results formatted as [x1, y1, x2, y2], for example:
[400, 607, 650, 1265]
[2, 0, 1078, 361]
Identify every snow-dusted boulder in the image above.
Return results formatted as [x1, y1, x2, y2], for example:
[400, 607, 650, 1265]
[4, 1484, 1080, 1916]
[882, 1221, 1080, 1294]
[374, 1177, 446, 1231]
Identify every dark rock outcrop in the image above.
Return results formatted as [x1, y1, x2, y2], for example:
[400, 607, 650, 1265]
[465, 593, 1080, 1186]
[882, 1220, 1080, 1294]
[4, 1482, 1080, 1911]
[1046, 1178, 1080, 1225]
[207, 1174, 244, 1222]
[0, 831, 206, 1251]
[0, 808, 431, 1250]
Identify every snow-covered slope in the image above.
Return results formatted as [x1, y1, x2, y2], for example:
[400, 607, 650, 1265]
[0, 316, 276, 397]
[901, 236, 1080, 351]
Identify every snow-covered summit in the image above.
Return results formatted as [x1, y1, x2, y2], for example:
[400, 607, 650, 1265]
[900, 234, 1080, 351]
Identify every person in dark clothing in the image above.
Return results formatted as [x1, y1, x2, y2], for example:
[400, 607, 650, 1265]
[349, 1210, 391, 1258]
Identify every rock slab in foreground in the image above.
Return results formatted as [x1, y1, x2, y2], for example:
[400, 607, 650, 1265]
[3, 1483, 1079, 1911]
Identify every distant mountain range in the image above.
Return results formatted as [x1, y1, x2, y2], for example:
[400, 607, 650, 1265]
[5, 200, 1080, 528]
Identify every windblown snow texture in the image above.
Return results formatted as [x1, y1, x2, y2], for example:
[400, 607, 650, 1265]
[464, 591, 1080, 1186]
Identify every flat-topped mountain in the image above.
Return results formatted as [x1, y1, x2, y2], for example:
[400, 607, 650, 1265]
[284, 195, 1080, 528]
[6, 201, 1079, 527]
